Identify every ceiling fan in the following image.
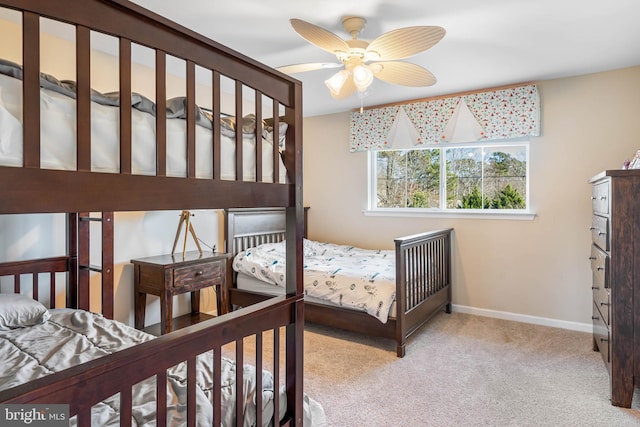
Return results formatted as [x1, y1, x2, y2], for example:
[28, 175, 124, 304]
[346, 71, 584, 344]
[277, 16, 445, 100]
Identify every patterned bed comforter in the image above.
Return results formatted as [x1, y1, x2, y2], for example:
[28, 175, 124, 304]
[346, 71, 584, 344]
[0, 309, 323, 427]
[233, 239, 397, 323]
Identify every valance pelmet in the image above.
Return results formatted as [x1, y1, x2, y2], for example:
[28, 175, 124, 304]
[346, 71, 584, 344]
[350, 83, 540, 152]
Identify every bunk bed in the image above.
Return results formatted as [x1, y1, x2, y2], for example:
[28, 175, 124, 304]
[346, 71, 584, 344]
[0, 0, 309, 426]
[225, 208, 453, 357]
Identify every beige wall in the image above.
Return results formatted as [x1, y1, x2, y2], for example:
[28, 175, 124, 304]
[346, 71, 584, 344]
[303, 66, 640, 330]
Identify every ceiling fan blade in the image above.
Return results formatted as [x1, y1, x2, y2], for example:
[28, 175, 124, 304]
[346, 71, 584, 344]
[366, 26, 445, 61]
[373, 61, 437, 87]
[277, 62, 342, 74]
[290, 18, 350, 55]
[330, 77, 357, 100]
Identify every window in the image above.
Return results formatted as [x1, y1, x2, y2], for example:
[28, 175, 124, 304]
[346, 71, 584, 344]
[370, 141, 530, 215]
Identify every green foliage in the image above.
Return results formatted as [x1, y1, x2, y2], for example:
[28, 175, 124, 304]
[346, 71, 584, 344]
[409, 190, 428, 208]
[458, 184, 525, 209]
[489, 184, 525, 209]
[460, 186, 485, 208]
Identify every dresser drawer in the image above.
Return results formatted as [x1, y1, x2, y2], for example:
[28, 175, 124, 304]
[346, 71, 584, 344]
[592, 283, 610, 325]
[590, 244, 608, 290]
[591, 181, 610, 215]
[593, 302, 610, 365]
[591, 215, 609, 251]
[173, 261, 222, 288]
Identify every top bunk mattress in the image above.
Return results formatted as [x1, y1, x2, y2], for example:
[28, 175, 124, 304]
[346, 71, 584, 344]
[0, 69, 288, 183]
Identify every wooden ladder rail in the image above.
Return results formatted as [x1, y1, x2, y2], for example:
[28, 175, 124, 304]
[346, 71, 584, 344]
[68, 212, 114, 319]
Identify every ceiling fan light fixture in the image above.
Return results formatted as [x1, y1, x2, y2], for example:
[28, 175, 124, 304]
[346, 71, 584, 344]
[353, 64, 374, 92]
[325, 69, 351, 96]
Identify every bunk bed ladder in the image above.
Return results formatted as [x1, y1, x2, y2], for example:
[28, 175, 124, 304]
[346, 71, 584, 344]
[68, 212, 114, 319]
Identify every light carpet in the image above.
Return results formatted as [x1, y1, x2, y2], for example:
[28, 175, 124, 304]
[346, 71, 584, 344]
[301, 312, 640, 427]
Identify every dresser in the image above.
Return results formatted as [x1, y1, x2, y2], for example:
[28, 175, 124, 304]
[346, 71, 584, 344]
[589, 170, 640, 407]
[132, 251, 231, 335]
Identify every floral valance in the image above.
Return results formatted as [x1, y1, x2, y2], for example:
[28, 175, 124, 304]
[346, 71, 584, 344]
[349, 84, 540, 152]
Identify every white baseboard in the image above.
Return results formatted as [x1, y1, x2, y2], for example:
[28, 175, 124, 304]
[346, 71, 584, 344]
[451, 304, 593, 334]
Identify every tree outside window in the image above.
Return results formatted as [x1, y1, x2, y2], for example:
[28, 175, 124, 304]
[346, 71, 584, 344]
[373, 143, 528, 211]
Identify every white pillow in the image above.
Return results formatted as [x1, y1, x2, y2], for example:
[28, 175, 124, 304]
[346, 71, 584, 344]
[0, 294, 51, 330]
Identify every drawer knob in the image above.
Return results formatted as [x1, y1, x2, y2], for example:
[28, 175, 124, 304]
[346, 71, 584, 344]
[196, 270, 204, 276]
[598, 232, 606, 236]
[596, 266, 604, 271]
[600, 338, 609, 343]
[600, 301, 610, 307]
[591, 286, 600, 290]
[589, 226, 596, 230]
[592, 316, 599, 320]
[589, 256, 596, 260]
[591, 196, 596, 200]
[600, 196, 607, 200]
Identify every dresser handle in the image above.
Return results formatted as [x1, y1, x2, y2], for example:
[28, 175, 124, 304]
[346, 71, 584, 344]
[196, 270, 204, 276]
[600, 196, 607, 200]
[600, 301, 610, 307]
[592, 316, 599, 320]
[597, 266, 604, 271]
[591, 196, 596, 200]
[589, 256, 596, 260]
[598, 232, 606, 236]
[591, 286, 599, 290]
[600, 338, 609, 343]
[589, 226, 596, 230]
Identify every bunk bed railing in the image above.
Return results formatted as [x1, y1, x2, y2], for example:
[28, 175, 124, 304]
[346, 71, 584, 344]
[0, 0, 301, 214]
[0, 295, 301, 426]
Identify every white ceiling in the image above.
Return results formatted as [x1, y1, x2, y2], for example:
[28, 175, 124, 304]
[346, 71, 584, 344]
[130, 0, 640, 117]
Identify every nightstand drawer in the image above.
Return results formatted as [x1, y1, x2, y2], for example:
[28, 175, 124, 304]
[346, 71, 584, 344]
[173, 261, 222, 288]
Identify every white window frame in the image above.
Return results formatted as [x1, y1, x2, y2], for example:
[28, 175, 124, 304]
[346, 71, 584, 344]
[365, 140, 535, 220]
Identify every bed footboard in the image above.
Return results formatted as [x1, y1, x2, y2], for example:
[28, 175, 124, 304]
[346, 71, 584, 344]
[395, 228, 453, 357]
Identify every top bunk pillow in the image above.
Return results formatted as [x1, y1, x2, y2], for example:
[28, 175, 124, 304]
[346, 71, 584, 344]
[0, 294, 51, 330]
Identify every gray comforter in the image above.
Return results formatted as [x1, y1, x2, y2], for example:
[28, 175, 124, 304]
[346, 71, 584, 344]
[0, 309, 289, 426]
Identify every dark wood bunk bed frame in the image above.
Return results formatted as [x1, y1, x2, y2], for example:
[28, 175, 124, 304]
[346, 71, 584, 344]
[224, 208, 453, 358]
[0, 1, 306, 426]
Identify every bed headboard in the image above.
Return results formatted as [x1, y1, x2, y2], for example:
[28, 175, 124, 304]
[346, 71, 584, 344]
[225, 207, 308, 257]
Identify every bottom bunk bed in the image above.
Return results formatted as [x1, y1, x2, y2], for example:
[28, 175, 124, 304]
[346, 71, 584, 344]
[0, 247, 325, 427]
[225, 208, 453, 357]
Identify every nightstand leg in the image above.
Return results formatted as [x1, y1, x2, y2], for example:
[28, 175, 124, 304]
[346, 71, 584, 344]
[191, 290, 201, 314]
[161, 291, 172, 334]
[135, 292, 146, 330]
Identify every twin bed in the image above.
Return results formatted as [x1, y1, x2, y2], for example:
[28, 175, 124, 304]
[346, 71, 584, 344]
[0, 0, 310, 425]
[225, 208, 453, 358]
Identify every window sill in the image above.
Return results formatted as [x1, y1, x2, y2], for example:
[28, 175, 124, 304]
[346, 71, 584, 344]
[363, 209, 536, 221]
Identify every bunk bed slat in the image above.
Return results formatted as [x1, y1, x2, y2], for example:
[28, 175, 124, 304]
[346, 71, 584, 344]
[155, 50, 167, 177]
[186, 60, 196, 178]
[119, 37, 132, 175]
[156, 372, 167, 426]
[76, 24, 91, 171]
[187, 356, 197, 427]
[22, 10, 40, 168]
[235, 339, 244, 424]
[212, 71, 222, 180]
[120, 387, 133, 427]
[256, 332, 264, 427]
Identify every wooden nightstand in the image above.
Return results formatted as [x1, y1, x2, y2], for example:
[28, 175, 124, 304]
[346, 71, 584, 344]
[132, 251, 231, 335]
